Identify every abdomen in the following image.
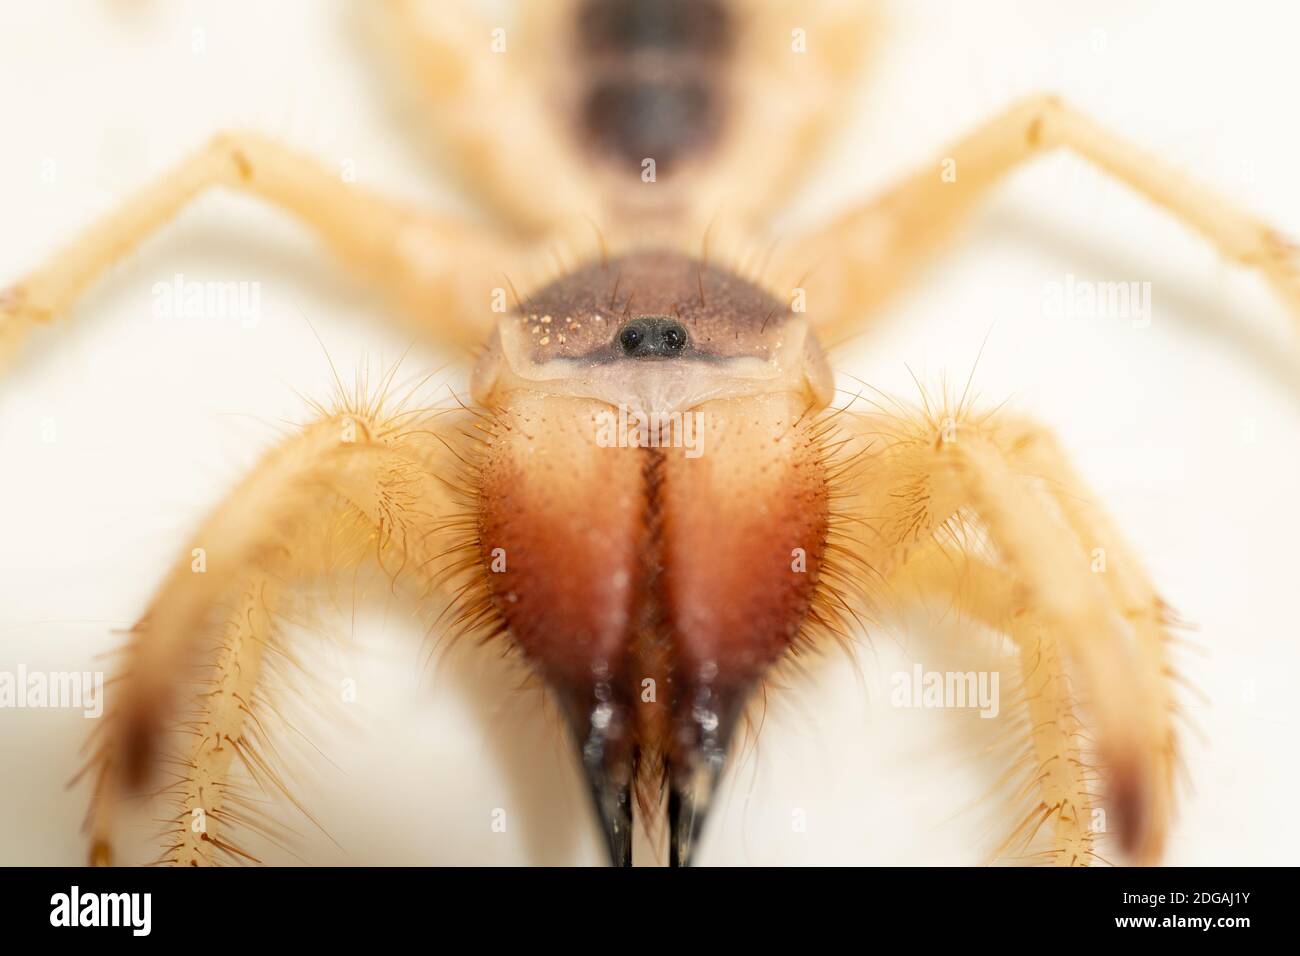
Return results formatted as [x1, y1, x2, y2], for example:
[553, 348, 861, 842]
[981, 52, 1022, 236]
[571, 0, 734, 177]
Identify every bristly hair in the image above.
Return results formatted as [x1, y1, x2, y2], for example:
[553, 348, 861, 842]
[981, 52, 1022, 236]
[79, 356, 507, 866]
[814, 370, 1188, 865]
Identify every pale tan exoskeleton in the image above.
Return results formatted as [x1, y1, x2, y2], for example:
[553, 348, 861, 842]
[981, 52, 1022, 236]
[3, 0, 1299, 867]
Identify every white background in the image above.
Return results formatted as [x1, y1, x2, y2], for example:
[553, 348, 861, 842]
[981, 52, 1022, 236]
[1, 0, 1298, 865]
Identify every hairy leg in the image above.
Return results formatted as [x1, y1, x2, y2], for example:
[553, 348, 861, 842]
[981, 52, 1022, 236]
[793, 95, 1300, 344]
[841, 403, 1177, 862]
[997, 414, 1180, 809]
[85, 401, 477, 865]
[1, 131, 513, 370]
[890, 545, 1101, 866]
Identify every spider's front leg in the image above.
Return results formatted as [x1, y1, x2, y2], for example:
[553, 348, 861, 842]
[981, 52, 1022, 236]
[794, 95, 1300, 345]
[845, 406, 1178, 863]
[85, 402, 475, 865]
[0, 131, 514, 370]
[892, 546, 1117, 865]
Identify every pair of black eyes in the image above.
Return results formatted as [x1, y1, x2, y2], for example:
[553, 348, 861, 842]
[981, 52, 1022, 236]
[618, 317, 689, 357]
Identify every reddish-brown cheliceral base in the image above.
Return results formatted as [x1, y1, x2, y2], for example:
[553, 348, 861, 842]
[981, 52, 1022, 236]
[478, 388, 828, 863]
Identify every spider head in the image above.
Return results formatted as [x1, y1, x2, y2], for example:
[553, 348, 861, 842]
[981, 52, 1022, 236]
[473, 250, 833, 864]
[471, 248, 834, 414]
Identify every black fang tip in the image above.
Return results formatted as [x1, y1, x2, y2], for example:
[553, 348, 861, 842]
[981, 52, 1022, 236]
[668, 755, 726, 867]
[587, 767, 634, 867]
[562, 682, 634, 867]
[668, 678, 747, 867]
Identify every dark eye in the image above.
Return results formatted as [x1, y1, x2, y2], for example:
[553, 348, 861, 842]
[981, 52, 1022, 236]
[619, 325, 645, 353]
[660, 325, 686, 352]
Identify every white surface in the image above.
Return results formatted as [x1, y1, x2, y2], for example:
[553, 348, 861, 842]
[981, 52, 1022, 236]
[1, 0, 1298, 865]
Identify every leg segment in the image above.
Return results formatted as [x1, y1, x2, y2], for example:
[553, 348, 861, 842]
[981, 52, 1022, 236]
[154, 570, 284, 866]
[997, 414, 1180, 824]
[86, 401, 477, 865]
[841, 404, 1177, 862]
[1009, 629, 1097, 866]
[891, 546, 1101, 866]
[794, 95, 1300, 344]
[1, 131, 512, 370]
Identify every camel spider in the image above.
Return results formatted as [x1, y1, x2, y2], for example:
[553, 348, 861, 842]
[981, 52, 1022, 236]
[2, 0, 1298, 868]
